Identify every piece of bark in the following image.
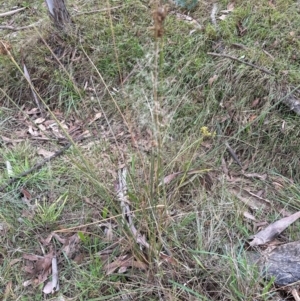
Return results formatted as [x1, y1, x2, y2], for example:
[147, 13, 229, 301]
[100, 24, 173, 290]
[283, 90, 300, 115]
[247, 241, 300, 286]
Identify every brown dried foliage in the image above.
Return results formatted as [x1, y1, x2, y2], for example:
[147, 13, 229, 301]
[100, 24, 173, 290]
[152, 6, 168, 38]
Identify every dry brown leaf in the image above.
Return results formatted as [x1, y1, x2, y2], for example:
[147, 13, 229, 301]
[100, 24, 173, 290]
[24, 265, 35, 274]
[272, 181, 285, 191]
[174, 12, 202, 29]
[37, 148, 55, 158]
[88, 112, 102, 125]
[219, 14, 227, 21]
[254, 190, 264, 198]
[28, 126, 39, 137]
[9, 258, 22, 266]
[0, 222, 9, 236]
[251, 98, 260, 108]
[37, 124, 46, 131]
[34, 254, 53, 274]
[237, 21, 247, 36]
[227, 2, 235, 11]
[22, 251, 53, 274]
[268, 0, 276, 8]
[26, 108, 40, 115]
[20, 188, 32, 200]
[43, 281, 55, 294]
[244, 211, 256, 221]
[105, 255, 147, 275]
[221, 157, 229, 177]
[44, 120, 56, 128]
[48, 122, 68, 139]
[160, 253, 178, 265]
[0, 40, 12, 55]
[230, 187, 269, 210]
[23, 250, 54, 286]
[118, 266, 127, 273]
[34, 117, 45, 124]
[4, 281, 12, 299]
[73, 253, 85, 264]
[61, 234, 80, 258]
[208, 74, 218, 86]
[106, 223, 113, 241]
[244, 189, 271, 205]
[36, 268, 51, 286]
[248, 114, 257, 122]
[163, 169, 211, 185]
[43, 256, 59, 294]
[43, 232, 81, 259]
[23, 279, 33, 287]
[41, 232, 56, 245]
[1, 135, 24, 144]
[21, 188, 35, 211]
[163, 172, 182, 184]
[250, 211, 300, 246]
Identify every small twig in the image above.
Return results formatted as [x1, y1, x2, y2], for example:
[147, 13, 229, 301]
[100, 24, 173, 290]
[117, 167, 150, 249]
[225, 142, 243, 168]
[23, 63, 43, 112]
[0, 21, 41, 31]
[0, 136, 89, 192]
[121, 63, 140, 85]
[207, 52, 275, 76]
[292, 288, 300, 301]
[0, 7, 26, 17]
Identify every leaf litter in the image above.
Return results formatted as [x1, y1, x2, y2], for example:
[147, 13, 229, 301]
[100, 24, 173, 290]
[23, 232, 82, 294]
[224, 167, 300, 290]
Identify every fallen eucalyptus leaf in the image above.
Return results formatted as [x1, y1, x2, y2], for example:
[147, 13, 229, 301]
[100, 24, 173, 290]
[250, 211, 300, 246]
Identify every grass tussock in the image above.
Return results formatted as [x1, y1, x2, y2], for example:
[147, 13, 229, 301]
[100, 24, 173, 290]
[1, 0, 300, 300]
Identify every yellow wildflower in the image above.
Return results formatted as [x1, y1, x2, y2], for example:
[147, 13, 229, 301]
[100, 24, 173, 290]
[200, 126, 216, 138]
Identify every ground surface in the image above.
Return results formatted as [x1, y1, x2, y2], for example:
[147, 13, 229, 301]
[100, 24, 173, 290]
[1, 0, 300, 300]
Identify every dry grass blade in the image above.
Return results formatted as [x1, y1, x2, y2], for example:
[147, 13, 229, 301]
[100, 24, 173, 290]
[162, 168, 212, 185]
[23, 63, 42, 111]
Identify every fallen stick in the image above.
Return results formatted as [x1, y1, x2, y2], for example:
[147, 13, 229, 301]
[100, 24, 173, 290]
[208, 52, 300, 115]
[0, 22, 41, 31]
[0, 136, 89, 192]
[207, 52, 275, 76]
[0, 7, 26, 17]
